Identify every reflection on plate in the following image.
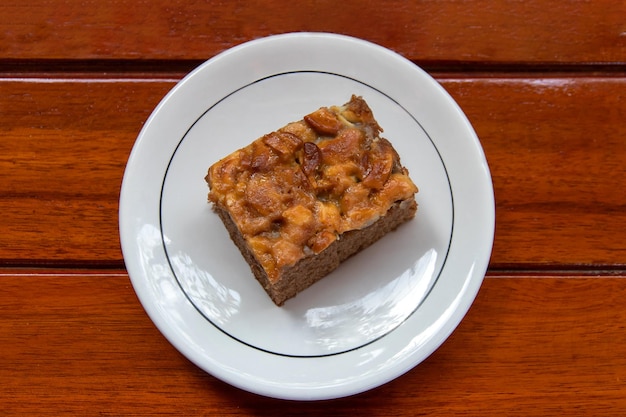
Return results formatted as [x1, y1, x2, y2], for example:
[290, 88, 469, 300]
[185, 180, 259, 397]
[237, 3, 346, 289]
[119, 33, 494, 401]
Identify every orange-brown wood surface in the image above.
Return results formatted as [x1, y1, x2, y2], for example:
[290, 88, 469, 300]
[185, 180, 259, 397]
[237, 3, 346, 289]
[1, 1, 625, 415]
[1, 272, 625, 416]
[1, 1, 625, 64]
[2, 77, 624, 267]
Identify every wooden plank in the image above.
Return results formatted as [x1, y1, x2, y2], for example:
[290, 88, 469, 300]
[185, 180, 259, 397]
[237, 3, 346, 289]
[1, 76, 625, 266]
[1, 1, 625, 64]
[0, 271, 624, 415]
[0, 79, 174, 265]
[442, 76, 626, 267]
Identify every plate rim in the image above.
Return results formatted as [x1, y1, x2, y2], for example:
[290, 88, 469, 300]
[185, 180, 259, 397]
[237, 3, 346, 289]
[161, 68, 456, 358]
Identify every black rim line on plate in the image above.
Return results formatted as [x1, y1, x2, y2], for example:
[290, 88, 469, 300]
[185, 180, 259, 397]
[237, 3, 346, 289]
[158, 70, 455, 359]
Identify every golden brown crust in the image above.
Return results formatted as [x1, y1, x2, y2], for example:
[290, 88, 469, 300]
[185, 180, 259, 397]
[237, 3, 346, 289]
[206, 95, 418, 304]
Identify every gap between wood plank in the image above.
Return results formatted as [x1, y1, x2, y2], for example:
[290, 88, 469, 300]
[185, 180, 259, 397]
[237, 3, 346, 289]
[0, 264, 624, 276]
[1, 59, 625, 79]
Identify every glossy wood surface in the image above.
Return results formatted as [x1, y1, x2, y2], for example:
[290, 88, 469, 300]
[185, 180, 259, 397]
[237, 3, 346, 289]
[2, 1, 626, 64]
[1, 1, 625, 415]
[2, 271, 625, 416]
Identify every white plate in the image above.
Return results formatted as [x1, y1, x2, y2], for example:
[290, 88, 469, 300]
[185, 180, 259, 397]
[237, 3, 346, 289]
[119, 33, 494, 401]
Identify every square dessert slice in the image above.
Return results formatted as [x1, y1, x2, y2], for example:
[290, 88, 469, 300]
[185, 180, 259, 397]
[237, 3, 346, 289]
[205, 95, 418, 306]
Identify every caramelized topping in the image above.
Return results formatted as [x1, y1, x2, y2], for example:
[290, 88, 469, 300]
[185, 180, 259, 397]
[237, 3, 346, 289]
[206, 95, 418, 281]
[304, 107, 344, 136]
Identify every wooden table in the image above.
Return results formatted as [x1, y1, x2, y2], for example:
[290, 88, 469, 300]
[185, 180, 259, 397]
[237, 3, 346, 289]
[2, 1, 625, 415]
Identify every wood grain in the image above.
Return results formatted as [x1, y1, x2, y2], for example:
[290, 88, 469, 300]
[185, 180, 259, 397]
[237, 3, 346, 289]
[1, 1, 625, 64]
[0, 79, 173, 265]
[1, 271, 624, 415]
[1, 76, 625, 267]
[443, 76, 626, 268]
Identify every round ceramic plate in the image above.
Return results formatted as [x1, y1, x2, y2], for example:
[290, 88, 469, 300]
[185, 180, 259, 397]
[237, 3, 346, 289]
[119, 33, 494, 401]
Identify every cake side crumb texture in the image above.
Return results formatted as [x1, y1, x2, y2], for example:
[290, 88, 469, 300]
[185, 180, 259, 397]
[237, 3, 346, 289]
[205, 95, 418, 305]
